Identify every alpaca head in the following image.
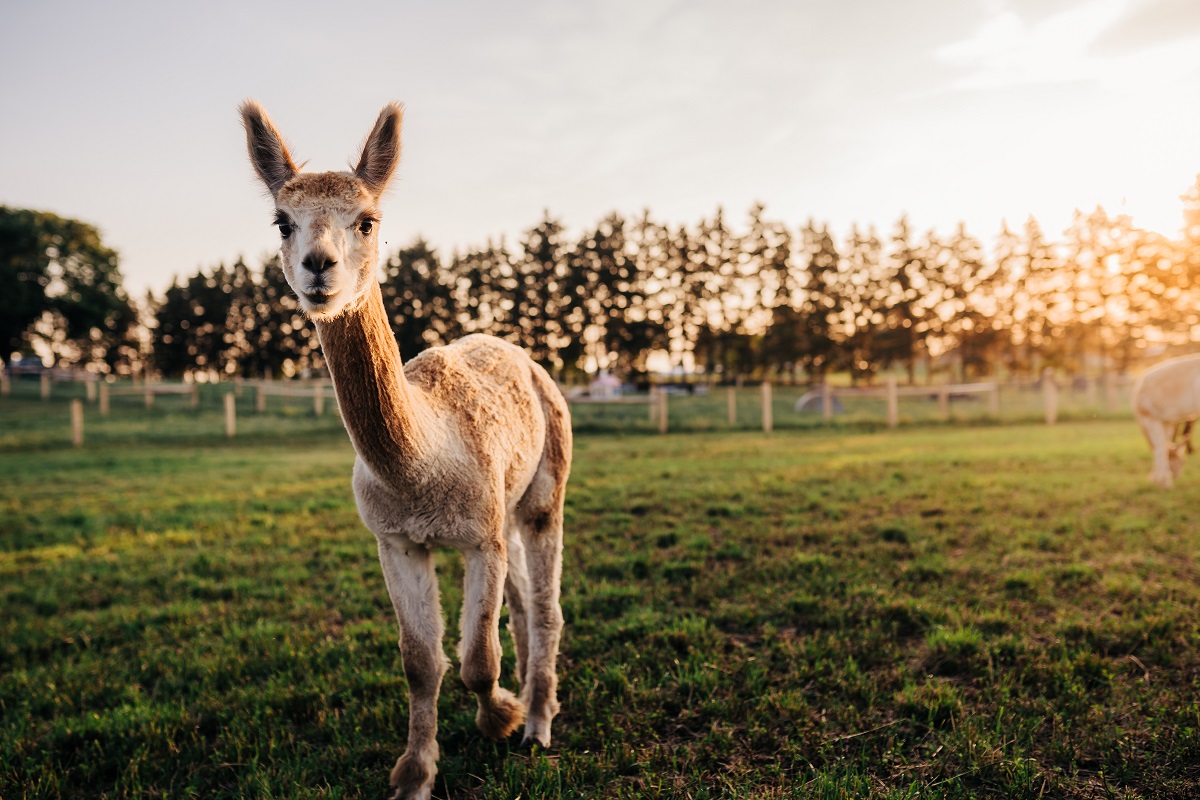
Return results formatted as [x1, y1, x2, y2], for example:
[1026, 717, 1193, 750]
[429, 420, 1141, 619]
[240, 100, 403, 320]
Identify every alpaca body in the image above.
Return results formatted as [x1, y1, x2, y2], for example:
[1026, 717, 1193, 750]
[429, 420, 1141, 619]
[1133, 353, 1200, 488]
[241, 100, 570, 800]
[348, 334, 562, 547]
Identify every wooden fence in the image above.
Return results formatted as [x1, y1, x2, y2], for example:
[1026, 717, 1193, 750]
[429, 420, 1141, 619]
[2, 370, 1137, 445]
[569, 370, 1134, 434]
[238, 379, 336, 416]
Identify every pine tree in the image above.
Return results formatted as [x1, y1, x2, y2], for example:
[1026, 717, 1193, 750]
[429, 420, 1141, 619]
[380, 239, 458, 362]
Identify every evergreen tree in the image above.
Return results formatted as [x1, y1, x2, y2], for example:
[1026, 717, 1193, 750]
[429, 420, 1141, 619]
[836, 225, 887, 382]
[877, 216, 930, 381]
[380, 239, 459, 362]
[937, 223, 994, 379]
[247, 255, 319, 378]
[149, 277, 194, 378]
[744, 204, 795, 379]
[767, 219, 840, 381]
[1016, 218, 1061, 375]
[222, 259, 258, 377]
[514, 214, 569, 370]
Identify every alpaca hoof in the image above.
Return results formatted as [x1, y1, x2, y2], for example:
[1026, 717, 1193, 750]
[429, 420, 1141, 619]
[517, 733, 551, 751]
[518, 719, 552, 750]
[388, 751, 436, 800]
[476, 687, 526, 740]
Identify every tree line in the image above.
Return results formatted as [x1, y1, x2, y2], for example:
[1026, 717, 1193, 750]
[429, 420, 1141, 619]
[5, 179, 1200, 384]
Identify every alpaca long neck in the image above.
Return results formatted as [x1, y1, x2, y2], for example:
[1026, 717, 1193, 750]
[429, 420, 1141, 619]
[314, 281, 434, 482]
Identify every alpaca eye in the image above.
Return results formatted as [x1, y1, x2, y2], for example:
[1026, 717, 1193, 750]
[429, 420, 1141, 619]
[359, 218, 374, 235]
[274, 210, 294, 239]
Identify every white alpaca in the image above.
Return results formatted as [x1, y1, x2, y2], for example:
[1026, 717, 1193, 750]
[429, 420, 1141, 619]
[1132, 354, 1200, 489]
[240, 101, 571, 800]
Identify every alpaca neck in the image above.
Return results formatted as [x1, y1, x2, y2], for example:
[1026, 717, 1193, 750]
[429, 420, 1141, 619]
[314, 281, 436, 482]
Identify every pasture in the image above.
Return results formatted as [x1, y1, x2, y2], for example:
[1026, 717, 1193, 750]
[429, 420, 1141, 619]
[1, 392, 1198, 799]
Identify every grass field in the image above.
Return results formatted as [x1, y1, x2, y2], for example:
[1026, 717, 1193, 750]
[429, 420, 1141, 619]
[2, 392, 1199, 799]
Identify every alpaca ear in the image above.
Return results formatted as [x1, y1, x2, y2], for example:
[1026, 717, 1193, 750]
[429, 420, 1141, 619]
[240, 99, 297, 196]
[355, 103, 403, 197]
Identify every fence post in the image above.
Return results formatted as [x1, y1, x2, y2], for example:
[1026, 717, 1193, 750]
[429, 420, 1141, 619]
[658, 389, 668, 434]
[937, 385, 949, 419]
[0, 371, 8, 396]
[144, 387, 154, 410]
[761, 382, 773, 433]
[988, 381, 1000, 417]
[886, 376, 899, 428]
[225, 393, 236, 438]
[648, 386, 657, 423]
[1085, 375, 1098, 407]
[256, 385, 267, 413]
[71, 399, 83, 447]
[822, 382, 833, 422]
[727, 386, 737, 426]
[41, 374, 50, 401]
[190, 385, 200, 410]
[1043, 368, 1058, 425]
[85, 380, 97, 403]
[314, 384, 324, 416]
[99, 382, 110, 416]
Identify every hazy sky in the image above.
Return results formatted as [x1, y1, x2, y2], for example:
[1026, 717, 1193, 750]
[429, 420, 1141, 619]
[2, 0, 1199, 296]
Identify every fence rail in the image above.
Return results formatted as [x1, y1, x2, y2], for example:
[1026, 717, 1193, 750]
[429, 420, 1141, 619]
[239, 380, 336, 416]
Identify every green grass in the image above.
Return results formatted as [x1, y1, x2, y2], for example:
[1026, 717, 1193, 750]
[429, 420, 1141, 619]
[1, 391, 1198, 799]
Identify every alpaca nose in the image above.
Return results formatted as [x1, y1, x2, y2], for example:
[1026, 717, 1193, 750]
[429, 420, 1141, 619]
[302, 250, 338, 274]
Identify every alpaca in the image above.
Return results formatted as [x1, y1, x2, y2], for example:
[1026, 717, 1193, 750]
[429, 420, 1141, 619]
[1132, 354, 1200, 488]
[240, 100, 571, 800]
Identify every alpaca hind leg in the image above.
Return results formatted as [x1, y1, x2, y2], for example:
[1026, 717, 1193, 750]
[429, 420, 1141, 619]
[1170, 423, 1188, 479]
[516, 506, 565, 748]
[1140, 415, 1174, 488]
[460, 543, 525, 740]
[504, 525, 531, 690]
[377, 539, 449, 800]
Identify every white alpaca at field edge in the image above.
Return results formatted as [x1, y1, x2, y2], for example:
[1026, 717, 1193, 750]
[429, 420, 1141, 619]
[240, 100, 572, 800]
[1132, 354, 1200, 489]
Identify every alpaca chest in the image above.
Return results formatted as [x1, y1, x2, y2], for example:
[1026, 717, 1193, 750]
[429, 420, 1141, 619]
[352, 458, 499, 547]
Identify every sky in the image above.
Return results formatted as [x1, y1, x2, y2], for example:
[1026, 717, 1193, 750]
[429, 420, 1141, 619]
[2, 0, 1200, 297]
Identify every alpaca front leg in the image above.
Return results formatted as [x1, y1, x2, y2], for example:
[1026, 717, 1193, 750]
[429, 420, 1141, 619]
[460, 544, 526, 740]
[377, 539, 449, 800]
[518, 510, 565, 748]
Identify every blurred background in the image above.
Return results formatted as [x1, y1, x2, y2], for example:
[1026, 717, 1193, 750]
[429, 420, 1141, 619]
[3, 0, 1200, 385]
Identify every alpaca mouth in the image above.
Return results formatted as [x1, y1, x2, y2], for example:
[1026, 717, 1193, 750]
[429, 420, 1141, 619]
[304, 290, 333, 305]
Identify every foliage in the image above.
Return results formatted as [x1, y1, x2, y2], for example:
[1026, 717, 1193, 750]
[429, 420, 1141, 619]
[380, 239, 460, 362]
[0, 207, 137, 371]
[19, 172, 1200, 382]
[150, 256, 318, 379]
